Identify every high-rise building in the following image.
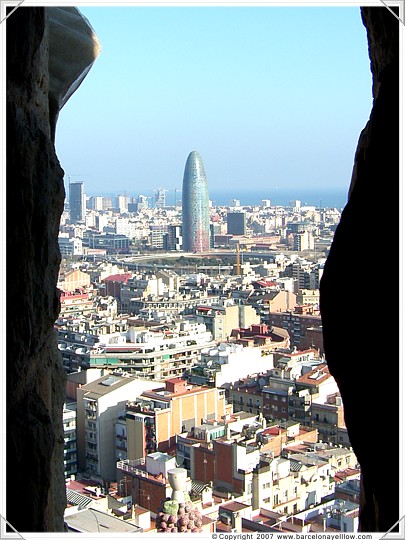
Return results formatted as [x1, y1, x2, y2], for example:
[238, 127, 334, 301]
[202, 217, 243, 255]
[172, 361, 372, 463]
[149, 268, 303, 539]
[115, 194, 129, 214]
[136, 194, 148, 211]
[181, 151, 210, 252]
[88, 195, 104, 211]
[154, 188, 166, 208]
[69, 181, 86, 223]
[227, 211, 246, 235]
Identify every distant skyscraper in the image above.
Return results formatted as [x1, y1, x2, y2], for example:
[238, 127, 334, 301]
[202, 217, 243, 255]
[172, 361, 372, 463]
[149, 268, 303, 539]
[154, 188, 166, 208]
[227, 212, 246, 235]
[69, 181, 86, 223]
[182, 151, 210, 253]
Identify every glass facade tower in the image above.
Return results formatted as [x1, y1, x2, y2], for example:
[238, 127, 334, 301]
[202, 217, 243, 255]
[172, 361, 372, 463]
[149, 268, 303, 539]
[69, 181, 86, 223]
[182, 151, 210, 253]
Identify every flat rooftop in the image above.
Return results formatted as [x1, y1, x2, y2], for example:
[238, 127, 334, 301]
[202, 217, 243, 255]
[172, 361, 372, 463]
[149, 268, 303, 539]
[65, 508, 142, 533]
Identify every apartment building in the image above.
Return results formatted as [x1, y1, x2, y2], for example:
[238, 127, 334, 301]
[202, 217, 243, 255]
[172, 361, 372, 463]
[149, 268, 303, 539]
[229, 382, 264, 417]
[187, 342, 274, 388]
[100, 273, 133, 305]
[58, 318, 215, 378]
[258, 422, 318, 458]
[177, 422, 337, 518]
[296, 289, 320, 307]
[311, 394, 346, 445]
[129, 291, 219, 319]
[195, 303, 259, 340]
[245, 289, 297, 319]
[58, 234, 83, 257]
[63, 402, 78, 480]
[231, 323, 290, 351]
[120, 274, 166, 312]
[58, 268, 91, 292]
[288, 364, 339, 427]
[76, 373, 157, 481]
[268, 311, 322, 348]
[252, 453, 334, 515]
[59, 291, 94, 318]
[124, 378, 231, 460]
[116, 452, 175, 516]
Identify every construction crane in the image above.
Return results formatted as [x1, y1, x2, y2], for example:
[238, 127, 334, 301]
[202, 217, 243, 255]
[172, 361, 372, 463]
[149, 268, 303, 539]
[235, 241, 241, 276]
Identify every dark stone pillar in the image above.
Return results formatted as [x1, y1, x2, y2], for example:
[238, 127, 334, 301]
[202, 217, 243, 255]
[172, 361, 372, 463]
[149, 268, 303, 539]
[320, 6, 399, 533]
[7, 7, 67, 531]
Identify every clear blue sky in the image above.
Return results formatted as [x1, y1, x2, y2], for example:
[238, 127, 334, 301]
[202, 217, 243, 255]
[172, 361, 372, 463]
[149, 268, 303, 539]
[55, 3, 373, 199]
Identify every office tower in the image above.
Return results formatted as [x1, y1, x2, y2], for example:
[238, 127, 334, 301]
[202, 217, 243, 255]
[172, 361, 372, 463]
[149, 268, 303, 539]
[88, 195, 104, 211]
[69, 181, 86, 223]
[137, 194, 148, 211]
[164, 224, 182, 251]
[227, 212, 246, 235]
[115, 194, 128, 214]
[154, 188, 166, 208]
[182, 151, 210, 252]
[291, 199, 301, 212]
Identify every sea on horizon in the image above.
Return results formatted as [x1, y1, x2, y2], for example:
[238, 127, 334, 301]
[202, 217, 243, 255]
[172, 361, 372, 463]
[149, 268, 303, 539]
[206, 188, 348, 209]
[92, 187, 349, 211]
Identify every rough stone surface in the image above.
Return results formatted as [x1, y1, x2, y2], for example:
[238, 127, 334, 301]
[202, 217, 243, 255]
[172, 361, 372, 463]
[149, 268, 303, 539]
[7, 6, 101, 532]
[7, 8, 66, 532]
[6, 8, 67, 533]
[320, 6, 399, 533]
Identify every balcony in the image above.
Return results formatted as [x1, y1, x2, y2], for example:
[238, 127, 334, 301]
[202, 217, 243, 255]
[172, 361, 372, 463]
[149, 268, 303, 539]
[84, 400, 97, 412]
[86, 443, 98, 454]
[117, 458, 148, 478]
[116, 458, 167, 483]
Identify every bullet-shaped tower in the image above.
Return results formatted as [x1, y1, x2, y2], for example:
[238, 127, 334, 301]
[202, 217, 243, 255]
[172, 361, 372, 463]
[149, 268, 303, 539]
[181, 151, 210, 253]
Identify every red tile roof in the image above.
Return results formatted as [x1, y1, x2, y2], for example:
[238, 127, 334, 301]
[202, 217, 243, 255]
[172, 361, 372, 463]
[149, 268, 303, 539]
[102, 273, 133, 283]
[296, 364, 330, 385]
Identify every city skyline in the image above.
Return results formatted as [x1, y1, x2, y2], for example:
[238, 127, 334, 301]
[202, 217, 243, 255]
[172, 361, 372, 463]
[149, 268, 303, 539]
[55, 2, 373, 200]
